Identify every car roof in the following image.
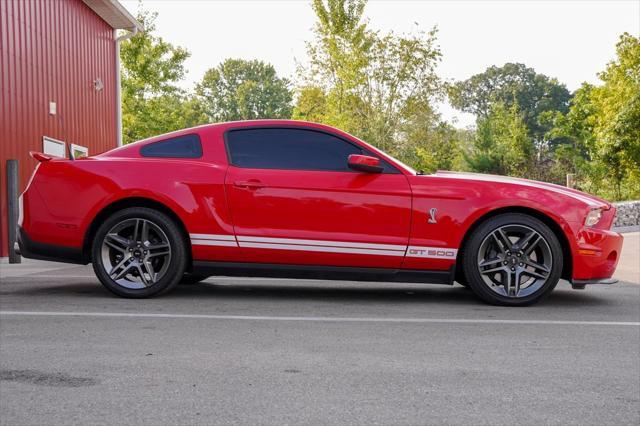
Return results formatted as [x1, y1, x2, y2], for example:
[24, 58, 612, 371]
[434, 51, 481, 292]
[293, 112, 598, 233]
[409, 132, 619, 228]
[118, 120, 345, 147]
[95, 120, 416, 175]
[99, 120, 357, 157]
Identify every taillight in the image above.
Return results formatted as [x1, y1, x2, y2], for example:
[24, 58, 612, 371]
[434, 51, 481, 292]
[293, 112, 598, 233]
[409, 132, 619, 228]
[23, 163, 41, 193]
[18, 194, 24, 226]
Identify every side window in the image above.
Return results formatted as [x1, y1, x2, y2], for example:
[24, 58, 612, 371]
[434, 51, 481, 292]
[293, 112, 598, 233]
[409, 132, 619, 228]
[140, 134, 202, 158]
[226, 128, 398, 173]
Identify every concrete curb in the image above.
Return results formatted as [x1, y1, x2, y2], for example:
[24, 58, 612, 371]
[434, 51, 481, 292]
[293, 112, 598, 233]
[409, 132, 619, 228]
[613, 226, 640, 234]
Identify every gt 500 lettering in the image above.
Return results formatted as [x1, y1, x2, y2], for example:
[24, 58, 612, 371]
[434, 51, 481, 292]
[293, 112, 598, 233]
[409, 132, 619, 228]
[407, 246, 458, 259]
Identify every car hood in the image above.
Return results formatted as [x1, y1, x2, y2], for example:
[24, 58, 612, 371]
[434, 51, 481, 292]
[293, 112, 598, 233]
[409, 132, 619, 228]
[430, 171, 611, 209]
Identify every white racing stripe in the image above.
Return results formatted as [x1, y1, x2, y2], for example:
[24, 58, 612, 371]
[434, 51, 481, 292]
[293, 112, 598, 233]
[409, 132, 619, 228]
[190, 233, 239, 248]
[239, 242, 405, 257]
[191, 239, 238, 247]
[189, 233, 236, 241]
[1, 311, 638, 326]
[237, 236, 404, 251]
[191, 233, 457, 259]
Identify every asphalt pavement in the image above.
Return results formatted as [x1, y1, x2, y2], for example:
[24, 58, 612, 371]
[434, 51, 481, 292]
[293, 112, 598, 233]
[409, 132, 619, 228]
[0, 234, 638, 425]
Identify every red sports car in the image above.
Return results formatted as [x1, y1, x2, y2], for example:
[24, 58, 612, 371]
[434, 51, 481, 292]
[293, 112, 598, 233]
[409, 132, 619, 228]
[17, 120, 623, 305]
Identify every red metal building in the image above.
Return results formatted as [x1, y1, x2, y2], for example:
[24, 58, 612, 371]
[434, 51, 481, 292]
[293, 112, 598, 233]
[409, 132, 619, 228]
[0, 0, 139, 257]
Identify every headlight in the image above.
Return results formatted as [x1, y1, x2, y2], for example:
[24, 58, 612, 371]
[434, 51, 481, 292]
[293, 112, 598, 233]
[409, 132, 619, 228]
[585, 208, 603, 227]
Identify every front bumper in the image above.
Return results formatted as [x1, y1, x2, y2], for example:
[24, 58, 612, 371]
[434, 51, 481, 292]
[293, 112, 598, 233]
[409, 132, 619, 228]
[571, 227, 623, 287]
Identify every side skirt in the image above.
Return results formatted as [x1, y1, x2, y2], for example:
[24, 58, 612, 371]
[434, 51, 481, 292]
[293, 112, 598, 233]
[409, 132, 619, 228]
[192, 261, 454, 285]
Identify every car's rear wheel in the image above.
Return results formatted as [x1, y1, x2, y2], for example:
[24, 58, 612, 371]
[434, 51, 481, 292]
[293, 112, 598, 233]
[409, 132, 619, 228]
[462, 213, 563, 306]
[91, 207, 187, 298]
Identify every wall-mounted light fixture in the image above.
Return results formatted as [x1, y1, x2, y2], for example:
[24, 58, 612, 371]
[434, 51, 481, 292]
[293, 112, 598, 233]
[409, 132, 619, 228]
[93, 78, 104, 92]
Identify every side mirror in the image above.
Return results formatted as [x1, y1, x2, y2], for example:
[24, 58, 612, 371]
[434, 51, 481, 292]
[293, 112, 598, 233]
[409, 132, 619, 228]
[348, 154, 383, 173]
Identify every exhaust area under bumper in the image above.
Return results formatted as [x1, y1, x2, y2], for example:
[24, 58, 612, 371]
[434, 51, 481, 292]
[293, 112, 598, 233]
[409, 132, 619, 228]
[571, 277, 618, 290]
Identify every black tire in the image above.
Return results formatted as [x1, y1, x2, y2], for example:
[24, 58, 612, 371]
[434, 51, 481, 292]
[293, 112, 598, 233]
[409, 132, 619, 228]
[91, 207, 188, 298]
[180, 273, 209, 285]
[455, 272, 470, 288]
[462, 213, 563, 306]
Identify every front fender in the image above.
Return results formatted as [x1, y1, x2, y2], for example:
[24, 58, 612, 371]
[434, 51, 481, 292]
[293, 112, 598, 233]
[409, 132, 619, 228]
[405, 175, 587, 271]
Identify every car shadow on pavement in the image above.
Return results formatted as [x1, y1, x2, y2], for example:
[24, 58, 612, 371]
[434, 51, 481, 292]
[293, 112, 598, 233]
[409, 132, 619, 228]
[0, 276, 616, 307]
[178, 282, 484, 305]
[173, 281, 617, 307]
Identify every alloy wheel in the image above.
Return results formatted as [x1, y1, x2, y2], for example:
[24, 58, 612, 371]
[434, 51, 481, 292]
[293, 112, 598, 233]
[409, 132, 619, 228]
[100, 218, 172, 289]
[476, 224, 553, 298]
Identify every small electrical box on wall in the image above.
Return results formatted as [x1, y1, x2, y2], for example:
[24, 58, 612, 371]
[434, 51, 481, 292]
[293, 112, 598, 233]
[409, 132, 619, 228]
[49, 102, 57, 115]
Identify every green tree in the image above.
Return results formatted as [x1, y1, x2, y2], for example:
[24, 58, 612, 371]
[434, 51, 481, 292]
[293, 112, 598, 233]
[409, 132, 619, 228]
[448, 63, 571, 148]
[464, 102, 534, 177]
[543, 34, 640, 200]
[414, 123, 469, 174]
[301, 0, 371, 131]
[292, 86, 328, 123]
[120, 8, 205, 143]
[295, 0, 443, 163]
[540, 84, 603, 192]
[196, 59, 292, 122]
[590, 32, 640, 197]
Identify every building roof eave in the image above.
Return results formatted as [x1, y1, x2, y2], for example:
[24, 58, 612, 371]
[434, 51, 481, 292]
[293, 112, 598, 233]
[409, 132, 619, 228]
[82, 0, 142, 31]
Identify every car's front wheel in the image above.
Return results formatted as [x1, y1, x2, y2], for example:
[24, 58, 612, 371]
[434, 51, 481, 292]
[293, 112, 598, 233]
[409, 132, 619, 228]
[91, 207, 187, 298]
[462, 213, 563, 306]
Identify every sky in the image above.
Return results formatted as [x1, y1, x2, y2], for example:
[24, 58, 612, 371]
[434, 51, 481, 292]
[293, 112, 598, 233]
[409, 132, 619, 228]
[120, 0, 640, 127]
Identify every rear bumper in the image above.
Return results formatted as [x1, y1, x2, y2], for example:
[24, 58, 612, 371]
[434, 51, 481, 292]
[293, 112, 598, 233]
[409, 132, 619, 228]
[571, 277, 618, 289]
[572, 227, 623, 284]
[17, 226, 87, 265]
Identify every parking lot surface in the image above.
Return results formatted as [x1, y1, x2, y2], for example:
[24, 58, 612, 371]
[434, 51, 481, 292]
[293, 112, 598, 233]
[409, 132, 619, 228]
[1, 235, 638, 425]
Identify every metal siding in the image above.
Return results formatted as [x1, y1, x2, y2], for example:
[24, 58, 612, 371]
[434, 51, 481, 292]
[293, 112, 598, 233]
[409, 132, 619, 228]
[1, 0, 118, 256]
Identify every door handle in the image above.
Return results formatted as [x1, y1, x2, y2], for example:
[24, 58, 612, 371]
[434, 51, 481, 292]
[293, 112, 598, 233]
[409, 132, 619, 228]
[233, 180, 265, 189]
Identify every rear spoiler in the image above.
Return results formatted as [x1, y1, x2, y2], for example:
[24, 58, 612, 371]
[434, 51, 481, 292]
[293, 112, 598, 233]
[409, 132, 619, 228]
[29, 151, 75, 162]
[29, 151, 54, 162]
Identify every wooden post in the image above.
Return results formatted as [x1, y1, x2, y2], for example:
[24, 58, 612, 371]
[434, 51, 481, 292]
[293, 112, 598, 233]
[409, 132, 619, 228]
[566, 173, 575, 189]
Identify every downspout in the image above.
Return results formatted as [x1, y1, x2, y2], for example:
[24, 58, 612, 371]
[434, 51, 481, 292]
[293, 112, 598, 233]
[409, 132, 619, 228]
[115, 26, 138, 147]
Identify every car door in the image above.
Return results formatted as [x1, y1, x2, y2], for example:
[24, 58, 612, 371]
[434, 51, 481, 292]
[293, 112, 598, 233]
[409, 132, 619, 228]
[223, 127, 412, 269]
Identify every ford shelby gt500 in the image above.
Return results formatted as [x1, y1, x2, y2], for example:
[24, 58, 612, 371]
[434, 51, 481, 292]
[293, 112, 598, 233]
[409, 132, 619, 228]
[17, 120, 623, 305]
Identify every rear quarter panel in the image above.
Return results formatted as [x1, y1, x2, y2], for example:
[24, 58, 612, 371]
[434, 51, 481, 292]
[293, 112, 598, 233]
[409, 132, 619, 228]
[22, 126, 234, 255]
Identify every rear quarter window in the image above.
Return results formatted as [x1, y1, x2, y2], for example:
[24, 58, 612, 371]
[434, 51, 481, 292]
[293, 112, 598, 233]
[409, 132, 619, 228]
[140, 134, 203, 158]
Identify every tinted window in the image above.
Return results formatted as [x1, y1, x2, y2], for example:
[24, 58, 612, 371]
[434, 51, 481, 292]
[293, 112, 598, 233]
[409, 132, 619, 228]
[226, 128, 395, 172]
[140, 134, 202, 158]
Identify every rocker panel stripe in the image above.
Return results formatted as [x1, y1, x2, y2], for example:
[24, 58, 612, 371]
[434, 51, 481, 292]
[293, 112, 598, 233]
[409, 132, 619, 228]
[239, 241, 405, 257]
[236, 236, 405, 251]
[189, 233, 236, 241]
[190, 234, 457, 259]
[191, 239, 238, 247]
